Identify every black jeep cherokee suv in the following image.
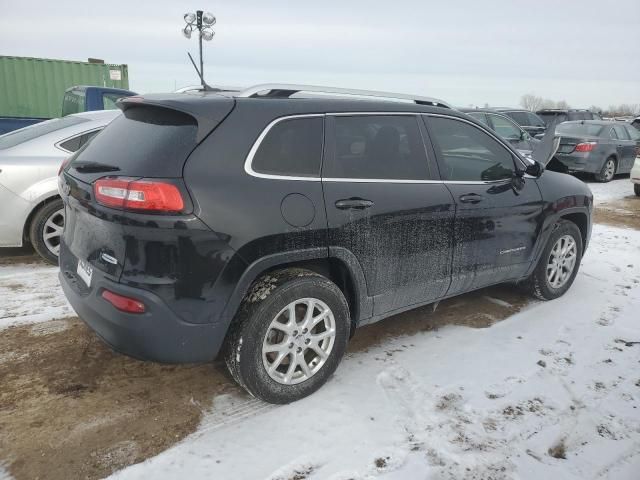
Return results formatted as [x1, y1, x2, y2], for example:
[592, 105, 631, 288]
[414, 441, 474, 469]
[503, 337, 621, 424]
[58, 84, 593, 403]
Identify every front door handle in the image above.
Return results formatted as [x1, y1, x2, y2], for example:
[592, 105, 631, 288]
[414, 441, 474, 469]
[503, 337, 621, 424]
[459, 193, 484, 204]
[335, 198, 374, 210]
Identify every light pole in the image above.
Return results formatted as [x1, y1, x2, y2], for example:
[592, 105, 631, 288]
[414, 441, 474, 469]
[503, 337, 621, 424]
[182, 10, 216, 88]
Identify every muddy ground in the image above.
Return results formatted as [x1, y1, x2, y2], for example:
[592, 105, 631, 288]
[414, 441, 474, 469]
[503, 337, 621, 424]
[0, 193, 638, 480]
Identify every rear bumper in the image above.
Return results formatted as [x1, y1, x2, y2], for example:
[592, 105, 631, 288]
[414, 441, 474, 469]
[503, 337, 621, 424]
[59, 243, 227, 363]
[555, 153, 599, 173]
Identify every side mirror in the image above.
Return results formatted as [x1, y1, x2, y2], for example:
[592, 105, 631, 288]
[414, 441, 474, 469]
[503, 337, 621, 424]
[525, 160, 545, 178]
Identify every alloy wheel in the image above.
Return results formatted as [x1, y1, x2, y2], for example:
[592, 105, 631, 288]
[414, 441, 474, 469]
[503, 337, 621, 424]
[262, 298, 336, 385]
[604, 159, 615, 181]
[42, 208, 65, 256]
[546, 235, 577, 289]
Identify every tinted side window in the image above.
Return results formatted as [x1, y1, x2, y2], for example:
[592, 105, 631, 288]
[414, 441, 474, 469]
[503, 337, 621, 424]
[487, 114, 522, 140]
[467, 112, 490, 127]
[59, 130, 101, 152]
[428, 116, 515, 182]
[58, 135, 82, 152]
[527, 112, 545, 127]
[325, 115, 430, 180]
[625, 125, 640, 140]
[506, 111, 529, 125]
[252, 117, 323, 177]
[613, 124, 630, 140]
[103, 93, 123, 110]
[609, 128, 618, 140]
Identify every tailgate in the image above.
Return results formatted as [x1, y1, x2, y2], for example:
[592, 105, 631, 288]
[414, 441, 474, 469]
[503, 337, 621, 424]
[59, 94, 235, 283]
[59, 172, 127, 280]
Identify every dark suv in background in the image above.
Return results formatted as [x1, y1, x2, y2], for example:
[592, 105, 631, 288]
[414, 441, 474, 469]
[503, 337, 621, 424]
[461, 108, 539, 156]
[58, 84, 593, 403]
[494, 108, 547, 138]
[537, 109, 602, 126]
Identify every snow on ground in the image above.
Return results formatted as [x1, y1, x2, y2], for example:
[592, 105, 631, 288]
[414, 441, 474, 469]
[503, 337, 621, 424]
[588, 178, 635, 206]
[109, 224, 640, 480]
[0, 263, 71, 329]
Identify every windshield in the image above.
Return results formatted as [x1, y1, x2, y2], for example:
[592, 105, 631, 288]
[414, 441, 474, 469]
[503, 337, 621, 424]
[0, 116, 89, 150]
[556, 123, 604, 136]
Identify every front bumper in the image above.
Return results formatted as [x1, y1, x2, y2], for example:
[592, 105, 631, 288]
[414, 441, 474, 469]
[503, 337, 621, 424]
[59, 242, 226, 363]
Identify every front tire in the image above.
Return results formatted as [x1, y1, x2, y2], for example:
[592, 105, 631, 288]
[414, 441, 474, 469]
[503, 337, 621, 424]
[224, 269, 350, 404]
[523, 220, 583, 300]
[29, 198, 64, 265]
[595, 157, 616, 183]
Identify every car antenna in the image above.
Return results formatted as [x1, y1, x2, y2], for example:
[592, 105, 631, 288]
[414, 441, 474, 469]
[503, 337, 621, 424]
[187, 52, 218, 92]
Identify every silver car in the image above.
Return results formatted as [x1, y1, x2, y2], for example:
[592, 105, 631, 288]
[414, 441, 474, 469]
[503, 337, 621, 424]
[555, 121, 640, 182]
[0, 110, 120, 263]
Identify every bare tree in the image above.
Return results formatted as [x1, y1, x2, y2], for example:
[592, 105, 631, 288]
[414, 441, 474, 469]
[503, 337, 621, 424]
[520, 94, 543, 111]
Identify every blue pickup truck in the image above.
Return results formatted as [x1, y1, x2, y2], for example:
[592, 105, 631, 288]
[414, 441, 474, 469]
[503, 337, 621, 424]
[0, 85, 137, 135]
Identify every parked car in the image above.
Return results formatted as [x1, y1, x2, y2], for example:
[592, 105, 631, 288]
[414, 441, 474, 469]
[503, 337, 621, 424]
[0, 86, 135, 135]
[461, 108, 540, 156]
[494, 108, 547, 138]
[632, 157, 640, 196]
[0, 110, 120, 263]
[58, 84, 592, 404]
[554, 121, 640, 182]
[536, 109, 601, 126]
[631, 117, 640, 131]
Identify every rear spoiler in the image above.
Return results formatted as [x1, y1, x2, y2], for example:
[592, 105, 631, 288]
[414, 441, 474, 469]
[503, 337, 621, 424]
[117, 94, 235, 143]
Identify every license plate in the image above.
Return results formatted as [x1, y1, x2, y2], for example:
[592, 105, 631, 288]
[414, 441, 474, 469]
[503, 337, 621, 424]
[77, 259, 93, 287]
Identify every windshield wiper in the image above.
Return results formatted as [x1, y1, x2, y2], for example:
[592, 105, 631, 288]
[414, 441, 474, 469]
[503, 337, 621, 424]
[72, 161, 120, 173]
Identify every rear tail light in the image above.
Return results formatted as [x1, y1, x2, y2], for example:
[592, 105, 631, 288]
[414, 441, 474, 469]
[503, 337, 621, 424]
[101, 289, 146, 314]
[574, 142, 597, 152]
[94, 178, 185, 212]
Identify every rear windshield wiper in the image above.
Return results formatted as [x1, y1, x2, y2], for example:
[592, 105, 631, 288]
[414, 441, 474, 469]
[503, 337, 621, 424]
[72, 161, 120, 173]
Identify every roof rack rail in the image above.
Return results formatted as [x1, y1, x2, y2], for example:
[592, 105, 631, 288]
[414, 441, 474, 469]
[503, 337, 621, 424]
[236, 83, 451, 109]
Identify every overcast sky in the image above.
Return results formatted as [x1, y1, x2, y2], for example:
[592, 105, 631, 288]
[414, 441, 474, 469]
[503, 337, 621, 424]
[1, 0, 638, 108]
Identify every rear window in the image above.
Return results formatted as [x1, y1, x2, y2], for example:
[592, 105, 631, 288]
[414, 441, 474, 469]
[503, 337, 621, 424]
[62, 90, 86, 116]
[70, 105, 198, 178]
[251, 117, 323, 177]
[0, 116, 89, 150]
[504, 111, 529, 126]
[539, 112, 567, 125]
[556, 123, 604, 136]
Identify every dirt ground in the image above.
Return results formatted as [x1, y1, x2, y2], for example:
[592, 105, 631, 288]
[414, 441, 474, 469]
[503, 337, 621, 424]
[593, 195, 640, 230]
[0, 193, 637, 480]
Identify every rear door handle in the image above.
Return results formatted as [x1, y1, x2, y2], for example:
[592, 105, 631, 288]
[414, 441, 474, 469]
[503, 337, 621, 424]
[459, 193, 484, 204]
[335, 198, 374, 210]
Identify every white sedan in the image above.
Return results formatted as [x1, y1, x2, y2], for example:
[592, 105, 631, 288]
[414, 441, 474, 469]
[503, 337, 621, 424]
[0, 110, 120, 263]
[633, 156, 640, 196]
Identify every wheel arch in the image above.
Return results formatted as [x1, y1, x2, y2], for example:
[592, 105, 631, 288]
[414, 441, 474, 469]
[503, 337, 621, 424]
[524, 205, 591, 279]
[220, 247, 372, 338]
[22, 194, 61, 243]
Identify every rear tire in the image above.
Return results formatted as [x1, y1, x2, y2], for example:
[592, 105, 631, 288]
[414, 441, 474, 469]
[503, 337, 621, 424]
[594, 157, 616, 183]
[224, 269, 350, 404]
[635, 184, 640, 197]
[522, 220, 583, 301]
[29, 198, 64, 265]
